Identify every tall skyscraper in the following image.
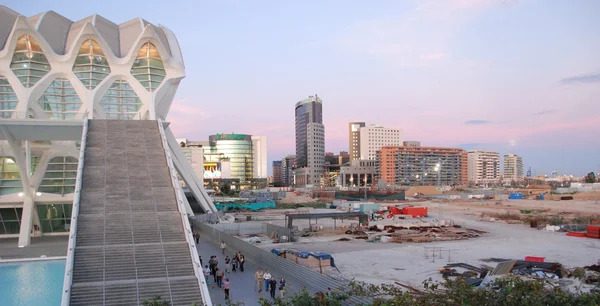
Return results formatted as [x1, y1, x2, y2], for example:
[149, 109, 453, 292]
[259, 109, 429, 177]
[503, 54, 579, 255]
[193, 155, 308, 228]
[272, 160, 283, 185]
[294, 95, 324, 187]
[503, 154, 524, 181]
[349, 122, 365, 160]
[467, 150, 500, 185]
[359, 124, 403, 160]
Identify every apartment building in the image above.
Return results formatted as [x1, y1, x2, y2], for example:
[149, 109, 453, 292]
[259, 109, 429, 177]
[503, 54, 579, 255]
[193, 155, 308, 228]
[294, 95, 325, 187]
[467, 150, 500, 184]
[376, 145, 468, 186]
[349, 122, 365, 160]
[503, 153, 524, 181]
[359, 124, 403, 160]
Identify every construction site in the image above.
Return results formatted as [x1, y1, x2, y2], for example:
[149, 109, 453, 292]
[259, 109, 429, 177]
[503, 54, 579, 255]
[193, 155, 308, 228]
[215, 187, 600, 294]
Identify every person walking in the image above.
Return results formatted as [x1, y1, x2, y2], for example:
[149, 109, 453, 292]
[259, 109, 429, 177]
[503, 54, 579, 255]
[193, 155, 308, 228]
[232, 253, 238, 272]
[255, 268, 264, 292]
[269, 276, 277, 299]
[194, 232, 200, 244]
[215, 268, 224, 288]
[225, 256, 232, 274]
[203, 265, 211, 285]
[239, 253, 245, 272]
[279, 276, 286, 298]
[263, 269, 272, 292]
[220, 241, 227, 255]
[223, 278, 231, 300]
[199, 255, 203, 267]
[209, 256, 218, 283]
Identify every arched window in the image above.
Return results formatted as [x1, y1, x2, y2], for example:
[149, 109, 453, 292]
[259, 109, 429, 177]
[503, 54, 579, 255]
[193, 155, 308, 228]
[38, 156, 78, 195]
[38, 78, 82, 120]
[100, 79, 142, 119]
[130, 42, 165, 91]
[73, 39, 111, 89]
[0, 76, 18, 118]
[10, 35, 51, 88]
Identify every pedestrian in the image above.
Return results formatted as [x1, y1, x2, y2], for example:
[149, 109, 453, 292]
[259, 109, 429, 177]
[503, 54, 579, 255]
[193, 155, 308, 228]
[326, 287, 332, 297]
[232, 256, 238, 272]
[279, 276, 286, 298]
[269, 276, 277, 299]
[239, 253, 245, 272]
[223, 278, 231, 300]
[216, 268, 224, 288]
[263, 269, 272, 292]
[199, 255, 203, 267]
[210, 256, 219, 282]
[225, 256, 231, 273]
[255, 268, 264, 292]
[220, 241, 227, 254]
[203, 265, 211, 285]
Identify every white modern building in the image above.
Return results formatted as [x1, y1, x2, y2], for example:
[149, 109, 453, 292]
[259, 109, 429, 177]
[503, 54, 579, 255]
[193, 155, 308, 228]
[359, 124, 403, 160]
[252, 135, 267, 179]
[467, 150, 500, 185]
[294, 95, 324, 187]
[503, 153, 524, 181]
[0, 6, 216, 246]
[177, 138, 204, 186]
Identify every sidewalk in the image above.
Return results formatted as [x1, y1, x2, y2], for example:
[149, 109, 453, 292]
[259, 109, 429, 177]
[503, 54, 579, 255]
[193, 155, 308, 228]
[196, 239, 283, 305]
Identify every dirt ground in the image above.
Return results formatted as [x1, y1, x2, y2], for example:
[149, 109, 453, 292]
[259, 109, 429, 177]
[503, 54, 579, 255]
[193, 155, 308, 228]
[253, 199, 600, 288]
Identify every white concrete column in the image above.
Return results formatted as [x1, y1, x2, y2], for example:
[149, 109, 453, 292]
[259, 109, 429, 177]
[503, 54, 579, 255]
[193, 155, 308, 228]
[19, 194, 35, 247]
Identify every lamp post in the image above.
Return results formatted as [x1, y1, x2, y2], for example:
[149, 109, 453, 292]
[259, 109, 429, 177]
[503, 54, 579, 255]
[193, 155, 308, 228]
[363, 174, 367, 201]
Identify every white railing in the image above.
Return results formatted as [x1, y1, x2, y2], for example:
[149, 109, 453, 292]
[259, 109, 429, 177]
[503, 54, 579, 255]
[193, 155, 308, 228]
[156, 119, 213, 306]
[61, 119, 88, 306]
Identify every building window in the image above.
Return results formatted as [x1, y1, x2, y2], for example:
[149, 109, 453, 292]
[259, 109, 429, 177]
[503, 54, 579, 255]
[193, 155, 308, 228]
[0, 76, 17, 118]
[38, 157, 78, 195]
[10, 35, 51, 88]
[38, 78, 82, 120]
[36, 204, 72, 233]
[131, 42, 166, 92]
[0, 207, 22, 234]
[100, 79, 142, 119]
[72, 39, 111, 89]
[0, 157, 22, 195]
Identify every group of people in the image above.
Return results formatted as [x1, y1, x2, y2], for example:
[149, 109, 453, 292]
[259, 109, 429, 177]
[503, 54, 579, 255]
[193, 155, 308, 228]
[254, 268, 286, 299]
[201, 242, 246, 301]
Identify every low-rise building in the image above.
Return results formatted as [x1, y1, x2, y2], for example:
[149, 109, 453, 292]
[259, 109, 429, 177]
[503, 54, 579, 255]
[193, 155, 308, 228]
[376, 145, 467, 186]
[340, 160, 376, 187]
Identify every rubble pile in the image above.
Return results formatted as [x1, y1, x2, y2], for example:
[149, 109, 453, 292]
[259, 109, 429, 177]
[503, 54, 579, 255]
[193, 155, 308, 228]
[364, 225, 486, 243]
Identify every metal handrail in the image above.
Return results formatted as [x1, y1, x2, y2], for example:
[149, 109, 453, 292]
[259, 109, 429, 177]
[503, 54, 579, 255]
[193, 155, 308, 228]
[60, 119, 88, 306]
[156, 119, 212, 306]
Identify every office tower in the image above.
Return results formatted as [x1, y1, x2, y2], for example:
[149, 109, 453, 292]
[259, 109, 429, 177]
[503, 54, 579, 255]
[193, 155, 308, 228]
[349, 122, 365, 160]
[252, 136, 268, 178]
[272, 160, 283, 185]
[294, 95, 324, 187]
[503, 154, 524, 181]
[376, 146, 467, 186]
[359, 124, 403, 160]
[281, 155, 296, 186]
[467, 150, 500, 185]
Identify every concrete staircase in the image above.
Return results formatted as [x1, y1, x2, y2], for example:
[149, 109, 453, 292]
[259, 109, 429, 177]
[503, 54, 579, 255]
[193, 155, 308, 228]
[69, 120, 203, 306]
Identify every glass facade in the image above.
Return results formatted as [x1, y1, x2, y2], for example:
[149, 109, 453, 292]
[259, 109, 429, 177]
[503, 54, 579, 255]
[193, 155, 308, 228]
[0, 207, 22, 234]
[207, 134, 253, 181]
[0, 157, 22, 195]
[36, 204, 72, 233]
[10, 35, 51, 88]
[100, 79, 142, 119]
[0, 76, 17, 118]
[131, 42, 165, 91]
[72, 39, 111, 89]
[38, 157, 78, 195]
[38, 78, 82, 120]
[294, 98, 323, 168]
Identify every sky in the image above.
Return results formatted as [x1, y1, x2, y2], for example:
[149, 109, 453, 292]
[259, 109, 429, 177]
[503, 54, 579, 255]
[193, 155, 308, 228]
[6, 0, 600, 176]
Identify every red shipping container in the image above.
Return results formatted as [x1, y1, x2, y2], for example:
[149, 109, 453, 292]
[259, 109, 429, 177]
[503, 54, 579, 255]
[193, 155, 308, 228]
[401, 207, 428, 218]
[587, 232, 600, 239]
[525, 256, 545, 262]
[566, 232, 588, 238]
[587, 225, 600, 233]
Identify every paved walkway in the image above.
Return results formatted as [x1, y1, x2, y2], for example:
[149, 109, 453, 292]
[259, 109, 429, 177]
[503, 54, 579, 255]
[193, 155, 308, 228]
[195, 239, 282, 305]
[0, 236, 67, 260]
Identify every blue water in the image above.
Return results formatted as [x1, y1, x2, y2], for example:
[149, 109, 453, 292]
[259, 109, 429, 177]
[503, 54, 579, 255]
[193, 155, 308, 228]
[0, 260, 65, 306]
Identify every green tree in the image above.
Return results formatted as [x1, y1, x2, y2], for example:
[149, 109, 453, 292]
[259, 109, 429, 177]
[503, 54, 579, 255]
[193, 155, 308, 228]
[220, 183, 232, 195]
[142, 296, 169, 306]
[585, 172, 597, 183]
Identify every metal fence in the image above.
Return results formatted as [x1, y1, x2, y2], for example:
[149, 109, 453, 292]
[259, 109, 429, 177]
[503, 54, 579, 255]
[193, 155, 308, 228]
[190, 219, 370, 305]
[190, 212, 223, 223]
[207, 222, 293, 241]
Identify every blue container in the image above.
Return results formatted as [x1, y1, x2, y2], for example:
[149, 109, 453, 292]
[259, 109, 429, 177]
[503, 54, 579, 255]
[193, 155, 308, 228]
[539, 194, 544, 200]
[509, 193, 523, 200]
